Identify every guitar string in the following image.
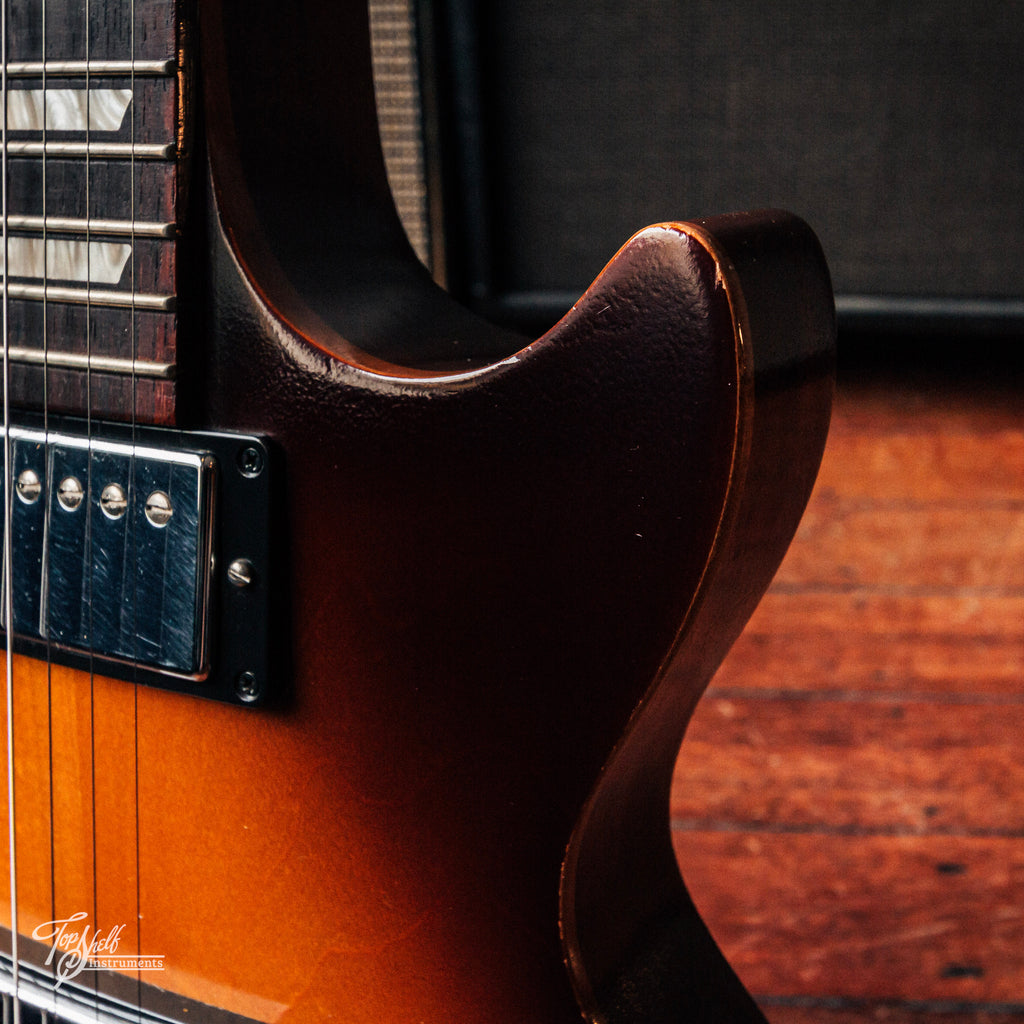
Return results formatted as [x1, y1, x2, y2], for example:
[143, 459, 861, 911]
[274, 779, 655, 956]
[129, 0, 144, 1010]
[40, 0, 61, 1011]
[84, 0, 103, 1014]
[0, 0, 22, 1016]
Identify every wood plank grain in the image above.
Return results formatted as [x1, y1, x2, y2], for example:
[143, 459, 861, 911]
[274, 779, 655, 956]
[774, 374, 1024, 590]
[674, 832, 1024, 1004]
[813, 430, 1024, 504]
[704, 631, 1024, 699]
[762, 1003, 1024, 1024]
[697, 594, 1024, 698]
[829, 378, 1024, 437]
[729, 592, 1024, 645]
[778, 503, 1024, 591]
[672, 375, 1024, 1020]
[675, 696, 1024, 834]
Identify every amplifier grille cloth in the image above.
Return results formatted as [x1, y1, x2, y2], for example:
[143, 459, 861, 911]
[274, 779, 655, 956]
[368, 0, 432, 270]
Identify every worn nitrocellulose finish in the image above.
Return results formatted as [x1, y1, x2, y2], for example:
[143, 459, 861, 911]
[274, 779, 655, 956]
[0, 2, 835, 1023]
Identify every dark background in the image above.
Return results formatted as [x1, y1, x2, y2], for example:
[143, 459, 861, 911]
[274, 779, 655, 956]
[423, 0, 1024, 349]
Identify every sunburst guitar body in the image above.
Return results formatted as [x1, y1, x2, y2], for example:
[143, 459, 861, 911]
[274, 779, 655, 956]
[0, 1, 835, 1022]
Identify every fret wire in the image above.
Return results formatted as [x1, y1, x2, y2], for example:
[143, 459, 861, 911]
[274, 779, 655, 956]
[3, 282, 174, 311]
[4, 215, 175, 238]
[4, 141, 174, 159]
[4, 346, 175, 379]
[5, 59, 174, 77]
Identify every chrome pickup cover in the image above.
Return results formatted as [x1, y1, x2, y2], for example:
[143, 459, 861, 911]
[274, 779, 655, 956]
[9, 426, 214, 675]
[2, 420, 274, 706]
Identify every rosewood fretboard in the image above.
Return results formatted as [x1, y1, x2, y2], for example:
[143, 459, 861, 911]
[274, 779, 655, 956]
[2, 0, 183, 425]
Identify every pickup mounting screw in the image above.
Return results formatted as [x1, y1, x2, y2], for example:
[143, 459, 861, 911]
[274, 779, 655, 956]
[227, 558, 256, 588]
[16, 469, 41, 504]
[235, 671, 260, 703]
[100, 483, 128, 519]
[57, 476, 84, 512]
[237, 446, 264, 478]
[145, 490, 174, 527]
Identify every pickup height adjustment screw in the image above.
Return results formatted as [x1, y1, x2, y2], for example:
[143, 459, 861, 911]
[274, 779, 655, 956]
[237, 446, 265, 478]
[100, 483, 128, 519]
[16, 469, 41, 504]
[57, 476, 84, 512]
[145, 490, 174, 527]
[235, 671, 261, 703]
[227, 558, 256, 588]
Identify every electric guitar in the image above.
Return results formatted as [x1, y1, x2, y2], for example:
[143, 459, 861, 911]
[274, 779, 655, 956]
[0, 1, 835, 1022]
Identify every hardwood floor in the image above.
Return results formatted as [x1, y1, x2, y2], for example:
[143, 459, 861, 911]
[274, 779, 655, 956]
[671, 362, 1024, 1022]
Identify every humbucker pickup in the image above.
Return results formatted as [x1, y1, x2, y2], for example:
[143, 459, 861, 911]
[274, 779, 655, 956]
[1, 419, 274, 706]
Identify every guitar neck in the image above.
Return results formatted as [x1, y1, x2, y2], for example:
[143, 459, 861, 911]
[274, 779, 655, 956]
[2, 0, 185, 425]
